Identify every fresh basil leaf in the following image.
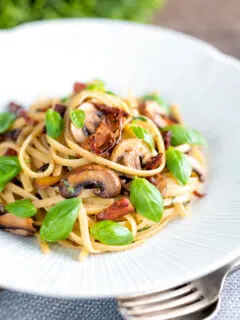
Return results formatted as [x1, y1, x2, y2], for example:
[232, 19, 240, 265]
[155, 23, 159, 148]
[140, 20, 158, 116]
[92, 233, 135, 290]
[40, 198, 81, 242]
[166, 147, 192, 185]
[86, 79, 105, 91]
[131, 125, 154, 151]
[45, 109, 64, 139]
[163, 124, 207, 146]
[60, 96, 69, 103]
[132, 115, 148, 122]
[70, 109, 85, 128]
[0, 112, 16, 134]
[5, 199, 37, 218]
[130, 177, 163, 222]
[142, 93, 169, 114]
[90, 220, 133, 246]
[0, 156, 21, 191]
[106, 90, 115, 95]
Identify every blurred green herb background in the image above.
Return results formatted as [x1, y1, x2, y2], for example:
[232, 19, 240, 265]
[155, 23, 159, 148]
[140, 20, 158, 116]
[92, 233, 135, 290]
[0, 0, 166, 28]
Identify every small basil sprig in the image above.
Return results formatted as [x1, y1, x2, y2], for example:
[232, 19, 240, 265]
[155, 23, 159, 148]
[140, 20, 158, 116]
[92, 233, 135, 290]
[40, 198, 82, 242]
[130, 177, 164, 222]
[90, 220, 133, 246]
[70, 109, 85, 128]
[60, 96, 69, 103]
[0, 156, 21, 191]
[86, 79, 105, 91]
[5, 199, 37, 218]
[45, 109, 64, 139]
[132, 115, 148, 122]
[163, 124, 207, 147]
[0, 112, 16, 134]
[166, 147, 192, 185]
[131, 125, 154, 151]
[142, 93, 169, 114]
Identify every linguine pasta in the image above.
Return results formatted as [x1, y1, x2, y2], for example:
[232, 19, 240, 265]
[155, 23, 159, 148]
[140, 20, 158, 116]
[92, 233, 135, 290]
[0, 80, 207, 260]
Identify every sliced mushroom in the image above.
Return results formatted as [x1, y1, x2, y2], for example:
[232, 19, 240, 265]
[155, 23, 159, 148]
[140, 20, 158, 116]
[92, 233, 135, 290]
[174, 144, 191, 153]
[59, 164, 121, 198]
[148, 174, 167, 196]
[96, 197, 135, 221]
[111, 139, 155, 170]
[0, 213, 36, 236]
[70, 102, 103, 143]
[186, 155, 205, 182]
[139, 101, 168, 128]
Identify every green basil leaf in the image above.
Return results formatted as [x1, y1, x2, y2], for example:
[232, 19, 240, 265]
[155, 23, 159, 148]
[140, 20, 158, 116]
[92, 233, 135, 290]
[86, 79, 105, 91]
[60, 96, 69, 103]
[142, 93, 169, 114]
[45, 109, 64, 139]
[5, 199, 37, 218]
[106, 90, 115, 95]
[132, 115, 148, 122]
[90, 220, 133, 246]
[130, 177, 163, 222]
[70, 109, 85, 128]
[0, 156, 21, 191]
[40, 198, 82, 242]
[131, 125, 154, 151]
[163, 124, 207, 146]
[0, 112, 16, 134]
[166, 147, 192, 185]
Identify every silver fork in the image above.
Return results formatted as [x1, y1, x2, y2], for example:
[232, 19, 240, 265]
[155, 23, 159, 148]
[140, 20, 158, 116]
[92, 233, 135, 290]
[118, 257, 240, 320]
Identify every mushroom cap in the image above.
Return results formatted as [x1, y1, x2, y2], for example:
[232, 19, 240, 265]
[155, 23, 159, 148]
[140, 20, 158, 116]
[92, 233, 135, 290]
[0, 213, 36, 236]
[139, 101, 168, 128]
[110, 138, 155, 170]
[70, 102, 102, 143]
[59, 164, 121, 198]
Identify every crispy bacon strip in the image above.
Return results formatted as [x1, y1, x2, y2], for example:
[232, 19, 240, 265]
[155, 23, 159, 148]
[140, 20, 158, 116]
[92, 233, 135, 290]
[73, 82, 86, 93]
[54, 104, 67, 117]
[0, 129, 21, 143]
[4, 148, 17, 156]
[80, 104, 128, 156]
[161, 130, 172, 149]
[8, 102, 36, 125]
[148, 174, 167, 196]
[81, 122, 115, 155]
[194, 191, 206, 198]
[96, 198, 134, 221]
[145, 154, 163, 170]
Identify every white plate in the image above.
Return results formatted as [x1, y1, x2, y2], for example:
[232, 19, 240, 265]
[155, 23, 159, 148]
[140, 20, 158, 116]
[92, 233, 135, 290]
[0, 19, 239, 298]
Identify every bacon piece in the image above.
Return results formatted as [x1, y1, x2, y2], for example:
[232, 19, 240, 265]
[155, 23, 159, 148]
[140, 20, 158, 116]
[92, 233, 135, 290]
[194, 191, 206, 198]
[81, 122, 115, 155]
[96, 198, 135, 221]
[161, 130, 172, 149]
[148, 174, 167, 196]
[145, 153, 163, 170]
[80, 104, 128, 156]
[53, 104, 66, 117]
[0, 129, 21, 143]
[8, 102, 36, 125]
[4, 148, 17, 156]
[73, 82, 86, 93]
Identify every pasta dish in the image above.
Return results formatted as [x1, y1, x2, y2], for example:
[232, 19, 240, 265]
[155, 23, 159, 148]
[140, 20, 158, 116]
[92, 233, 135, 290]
[0, 80, 207, 260]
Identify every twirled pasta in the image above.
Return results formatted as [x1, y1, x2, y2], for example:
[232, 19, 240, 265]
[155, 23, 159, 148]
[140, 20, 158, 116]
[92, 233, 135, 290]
[0, 81, 207, 260]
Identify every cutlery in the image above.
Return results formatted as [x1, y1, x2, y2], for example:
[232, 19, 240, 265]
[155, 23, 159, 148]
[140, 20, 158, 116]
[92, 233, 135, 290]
[118, 257, 240, 320]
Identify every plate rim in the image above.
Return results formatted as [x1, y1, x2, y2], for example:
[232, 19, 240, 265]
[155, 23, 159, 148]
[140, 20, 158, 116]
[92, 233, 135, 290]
[0, 18, 239, 298]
